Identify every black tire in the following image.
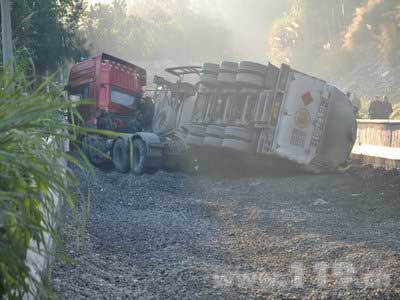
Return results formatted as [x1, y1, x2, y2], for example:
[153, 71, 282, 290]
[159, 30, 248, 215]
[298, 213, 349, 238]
[206, 125, 225, 138]
[112, 138, 130, 173]
[132, 138, 148, 175]
[236, 72, 265, 87]
[202, 62, 219, 73]
[200, 73, 218, 84]
[224, 126, 252, 141]
[200, 62, 219, 84]
[220, 61, 238, 72]
[81, 135, 108, 166]
[188, 124, 207, 136]
[222, 138, 251, 152]
[239, 61, 268, 75]
[186, 134, 204, 146]
[218, 61, 239, 83]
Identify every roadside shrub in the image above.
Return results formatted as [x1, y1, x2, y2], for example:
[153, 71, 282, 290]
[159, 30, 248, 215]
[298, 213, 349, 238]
[390, 103, 400, 119]
[0, 66, 86, 299]
[358, 97, 372, 119]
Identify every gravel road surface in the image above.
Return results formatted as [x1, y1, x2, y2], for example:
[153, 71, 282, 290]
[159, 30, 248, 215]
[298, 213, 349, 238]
[52, 166, 400, 299]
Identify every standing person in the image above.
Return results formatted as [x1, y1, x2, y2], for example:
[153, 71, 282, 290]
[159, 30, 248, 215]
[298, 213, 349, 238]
[351, 93, 361, 118]
[381, 95, 393, 119]
[368, 96, 382, 119]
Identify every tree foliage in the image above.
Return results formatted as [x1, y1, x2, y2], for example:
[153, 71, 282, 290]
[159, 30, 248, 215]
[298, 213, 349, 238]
[268, 0, 400, 76]
[0, 64, 91, 299]
[7, 0, 88, 74]
[269, 0, 363, 71]
[343, 0, 400, 64]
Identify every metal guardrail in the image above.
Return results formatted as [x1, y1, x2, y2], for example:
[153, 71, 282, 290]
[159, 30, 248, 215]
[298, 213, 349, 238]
[352, 119, 400, 168]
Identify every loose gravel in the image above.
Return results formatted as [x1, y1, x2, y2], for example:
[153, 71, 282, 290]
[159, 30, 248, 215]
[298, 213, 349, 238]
[52, 165, 400, 299]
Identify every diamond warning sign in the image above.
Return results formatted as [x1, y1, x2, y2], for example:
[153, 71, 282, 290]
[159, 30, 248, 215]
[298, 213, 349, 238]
[302, 91, 313, 106]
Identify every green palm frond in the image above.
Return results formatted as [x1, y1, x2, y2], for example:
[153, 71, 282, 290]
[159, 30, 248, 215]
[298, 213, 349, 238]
[0, 68, 89, 299]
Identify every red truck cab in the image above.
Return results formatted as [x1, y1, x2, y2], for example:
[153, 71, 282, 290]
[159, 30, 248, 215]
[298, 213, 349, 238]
[67, 53, 147, 132]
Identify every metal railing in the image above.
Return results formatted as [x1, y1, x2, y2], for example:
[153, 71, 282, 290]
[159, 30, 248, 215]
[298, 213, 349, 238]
[352, 119, 400, 168]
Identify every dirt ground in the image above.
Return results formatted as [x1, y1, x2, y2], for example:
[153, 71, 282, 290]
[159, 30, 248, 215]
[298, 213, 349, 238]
[52, 166, 400, 299]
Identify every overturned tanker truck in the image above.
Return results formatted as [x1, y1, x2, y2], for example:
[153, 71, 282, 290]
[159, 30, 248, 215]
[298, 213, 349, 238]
[153, 61, 357, 173]
[67, 53, 356, 174]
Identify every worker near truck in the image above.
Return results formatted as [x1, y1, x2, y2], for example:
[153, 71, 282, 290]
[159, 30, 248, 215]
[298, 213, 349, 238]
[369, 96, 382, 119]
[347, 92, 361, 117]
[369, 95, 392, 119]
[368, 96, 393, 120]
[382, 95, 393, 119]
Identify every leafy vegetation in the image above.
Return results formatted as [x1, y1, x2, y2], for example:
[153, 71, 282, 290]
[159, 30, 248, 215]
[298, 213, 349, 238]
[390, 103, 400, 119]
[0, 66, 87, 299]
[10, 0, 88, 74]
[268, 0, 400, 78]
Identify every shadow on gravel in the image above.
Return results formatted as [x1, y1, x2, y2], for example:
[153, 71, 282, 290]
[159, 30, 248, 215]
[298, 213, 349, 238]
[56, 154, 400, 300]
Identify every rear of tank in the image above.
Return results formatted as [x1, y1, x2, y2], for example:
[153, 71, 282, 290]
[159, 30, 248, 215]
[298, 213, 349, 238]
[270, 70, 356, 173]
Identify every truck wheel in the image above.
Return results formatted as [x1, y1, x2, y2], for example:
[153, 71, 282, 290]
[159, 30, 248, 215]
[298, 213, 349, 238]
[239, 61, 268, 75]
[200, 62, 219, 84]
[236, 72, 265, 88]
[81, 135, 108, 166]
[222, 138, 251, 152]
[220, 61, 239, 72]
[200, 73, 218, 84]
[218, 61, 238, 83]
[186, 134, 204, 146]
[204, 136, 223, 147]
[224, 126, 252, 141]
[132, 138, 148, 175]
[112, 138, 130, 173]
[204, 125, 224, 147]
[206, 125, 225, 138]
[188, 124, 207, 136]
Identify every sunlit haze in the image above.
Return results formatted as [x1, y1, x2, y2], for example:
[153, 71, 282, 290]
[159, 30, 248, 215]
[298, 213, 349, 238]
[4, 1, 400, 300]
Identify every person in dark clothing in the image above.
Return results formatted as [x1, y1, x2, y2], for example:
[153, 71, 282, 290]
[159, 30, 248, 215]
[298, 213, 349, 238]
[141, 96, 155, 129]
[368, 96, 380, 119]
[381, 95, 393, 119]
[347, 92, 361, 117]
[368, 96, 382, 119]
[368, 95, 393, 119]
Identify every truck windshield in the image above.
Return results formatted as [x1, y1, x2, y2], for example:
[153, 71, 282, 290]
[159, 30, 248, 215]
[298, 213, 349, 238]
[111, 88, 136, 107]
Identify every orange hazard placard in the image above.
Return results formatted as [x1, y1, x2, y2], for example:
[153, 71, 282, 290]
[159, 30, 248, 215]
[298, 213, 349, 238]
[295, 109, 311, 129]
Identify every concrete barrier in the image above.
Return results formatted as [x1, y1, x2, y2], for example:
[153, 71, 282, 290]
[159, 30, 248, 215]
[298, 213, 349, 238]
[352, 119, 400, 169]
[25, 143, 66, 299]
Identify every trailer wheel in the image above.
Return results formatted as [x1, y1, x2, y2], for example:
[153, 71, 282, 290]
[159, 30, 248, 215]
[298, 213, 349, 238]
[132, 138, 148, 175]
[188, 124, 207, 136]
[186, 134, 204, 146]
[239, 61, 268, 75]
[200, 62, 219, 84]
[204, 125, 224, 147]
[236, 72, 265, 88]
[222, 138, 251, 152]
[206, 125, 225, 138]
[200, 73, 218, 84]
[224, 126, 252, 141]
[112, 138, 130, 173]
